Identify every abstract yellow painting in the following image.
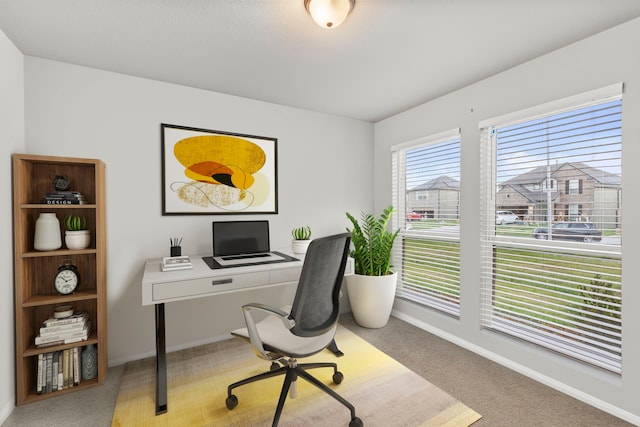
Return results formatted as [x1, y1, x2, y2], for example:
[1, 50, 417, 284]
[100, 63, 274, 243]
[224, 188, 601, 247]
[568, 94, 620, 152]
[162, 124, 278, 214]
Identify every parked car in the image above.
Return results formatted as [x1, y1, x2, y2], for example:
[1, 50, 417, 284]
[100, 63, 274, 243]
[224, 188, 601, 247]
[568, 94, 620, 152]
[532, 222, 602, 243]
[495, 210, 519, 225]
[406, 211, 422, 221]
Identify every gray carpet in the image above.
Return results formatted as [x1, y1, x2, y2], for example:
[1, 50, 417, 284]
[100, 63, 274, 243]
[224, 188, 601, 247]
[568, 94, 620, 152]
[2, 314, 633, 427]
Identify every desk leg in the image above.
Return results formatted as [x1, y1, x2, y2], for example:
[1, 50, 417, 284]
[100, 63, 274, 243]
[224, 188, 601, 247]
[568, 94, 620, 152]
[155, 303, 168, 415]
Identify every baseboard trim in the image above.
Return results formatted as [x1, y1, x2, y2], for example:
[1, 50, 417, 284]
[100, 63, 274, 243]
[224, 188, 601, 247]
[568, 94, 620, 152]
[107, 332, 233, 367]
[0, 398, 15, 426]
[391, 310, 640, 426]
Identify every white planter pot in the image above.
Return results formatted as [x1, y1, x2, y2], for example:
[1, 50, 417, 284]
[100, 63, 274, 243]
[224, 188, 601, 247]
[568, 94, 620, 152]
[291, 239, 311, 254]
[346, 271, 397, 328]
[65, 230, 90, 250]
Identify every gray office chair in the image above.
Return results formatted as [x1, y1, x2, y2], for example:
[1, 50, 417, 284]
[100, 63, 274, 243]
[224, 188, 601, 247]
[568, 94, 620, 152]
[225, 233, 362, 427]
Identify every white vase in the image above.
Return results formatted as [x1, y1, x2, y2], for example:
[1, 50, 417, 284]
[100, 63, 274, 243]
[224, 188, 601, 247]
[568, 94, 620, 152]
[65, 230, 90, 250]
[34, 213, 62, 251]
[291, 239, 311, 254]
[346, 271, 398, 328]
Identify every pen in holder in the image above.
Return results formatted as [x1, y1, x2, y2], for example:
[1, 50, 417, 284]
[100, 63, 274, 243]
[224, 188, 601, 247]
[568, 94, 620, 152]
[170, 237, 182, 257]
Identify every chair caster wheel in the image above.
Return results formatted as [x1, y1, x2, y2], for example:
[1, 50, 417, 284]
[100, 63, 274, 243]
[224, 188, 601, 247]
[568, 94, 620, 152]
[349, 416, 363, 427]
[225, 394, 238, 410]
[333, 371, 344, 384]
[270, 362, 280, 371]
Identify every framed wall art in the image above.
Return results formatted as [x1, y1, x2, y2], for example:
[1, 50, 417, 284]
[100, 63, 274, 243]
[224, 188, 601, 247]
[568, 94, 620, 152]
[161, 123, 278, 215]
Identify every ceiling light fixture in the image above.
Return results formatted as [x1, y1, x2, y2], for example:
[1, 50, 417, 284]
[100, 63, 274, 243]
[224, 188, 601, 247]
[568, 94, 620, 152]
[304, 0, 355, 29]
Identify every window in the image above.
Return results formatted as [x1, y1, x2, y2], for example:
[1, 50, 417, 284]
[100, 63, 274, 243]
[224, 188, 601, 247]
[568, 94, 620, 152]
[480, 84, 622, 373]
[568, 179, 581, 195]
[392, 129, 461, 316]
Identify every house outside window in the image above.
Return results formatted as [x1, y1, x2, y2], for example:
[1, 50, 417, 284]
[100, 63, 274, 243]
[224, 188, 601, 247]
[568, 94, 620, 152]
[392, 129, 461, 316]
[480, 84, 622, 373]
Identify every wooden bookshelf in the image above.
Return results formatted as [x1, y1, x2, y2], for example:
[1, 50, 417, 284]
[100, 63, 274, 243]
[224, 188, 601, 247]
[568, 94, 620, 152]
[12, 154, 107, 404]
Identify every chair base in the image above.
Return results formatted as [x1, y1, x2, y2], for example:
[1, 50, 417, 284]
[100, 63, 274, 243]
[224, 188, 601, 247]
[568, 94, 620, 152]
[226, 359, 362, 427]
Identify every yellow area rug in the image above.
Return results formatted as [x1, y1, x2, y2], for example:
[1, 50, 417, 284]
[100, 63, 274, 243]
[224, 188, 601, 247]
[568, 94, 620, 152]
[112, 326, 481, 426]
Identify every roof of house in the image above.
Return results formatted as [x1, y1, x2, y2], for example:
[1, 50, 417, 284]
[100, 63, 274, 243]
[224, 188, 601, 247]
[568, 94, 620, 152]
[503, 183, 560, 203]
[409, 175, 460, 192]
[502, 162, 621, 187]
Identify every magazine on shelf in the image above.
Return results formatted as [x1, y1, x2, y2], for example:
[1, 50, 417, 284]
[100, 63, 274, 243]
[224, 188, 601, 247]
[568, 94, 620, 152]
[39, 320, 87, 335]
[35, 322, 91, 346]
[43, 312, 88, 328]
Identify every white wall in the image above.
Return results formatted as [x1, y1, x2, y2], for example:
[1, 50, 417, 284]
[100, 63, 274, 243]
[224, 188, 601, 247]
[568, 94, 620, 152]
[375, 17, 640, 423]
[0, 30, 25, 422]
[22, 58, 374, 365]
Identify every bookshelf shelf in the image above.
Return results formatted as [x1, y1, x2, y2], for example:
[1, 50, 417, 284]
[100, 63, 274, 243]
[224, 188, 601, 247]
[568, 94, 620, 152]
[22, 377, 100, 405]
[21, 204, 98, 209]
[22, 291, 98, 307]
[13, 153, 107, 405]
[23, 334, 99, 358]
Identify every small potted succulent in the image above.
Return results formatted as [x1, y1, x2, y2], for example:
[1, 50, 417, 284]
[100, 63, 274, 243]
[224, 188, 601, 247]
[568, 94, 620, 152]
[291, 226, 312, 254]
[64, 215, 90, 250]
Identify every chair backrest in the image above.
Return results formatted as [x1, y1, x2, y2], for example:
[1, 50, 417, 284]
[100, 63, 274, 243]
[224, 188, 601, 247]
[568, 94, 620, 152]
[288, 233, 351, 337]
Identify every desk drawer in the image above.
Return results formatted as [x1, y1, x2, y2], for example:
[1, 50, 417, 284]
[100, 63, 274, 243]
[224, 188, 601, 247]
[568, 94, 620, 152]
[270, 267, 302, 284]
[152, 271, 270, 302]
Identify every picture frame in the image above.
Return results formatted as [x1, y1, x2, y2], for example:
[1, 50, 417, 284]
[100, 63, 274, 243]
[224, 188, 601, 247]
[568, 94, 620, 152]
[161, 123, 278, 215]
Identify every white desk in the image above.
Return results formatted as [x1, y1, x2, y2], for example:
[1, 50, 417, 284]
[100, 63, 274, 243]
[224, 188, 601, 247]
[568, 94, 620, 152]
[142, 254, 305, 306]
[141, 252, 352, 415]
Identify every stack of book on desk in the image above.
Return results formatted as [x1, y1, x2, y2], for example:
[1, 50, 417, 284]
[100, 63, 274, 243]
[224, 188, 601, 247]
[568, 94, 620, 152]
[162, 255, 193, 272]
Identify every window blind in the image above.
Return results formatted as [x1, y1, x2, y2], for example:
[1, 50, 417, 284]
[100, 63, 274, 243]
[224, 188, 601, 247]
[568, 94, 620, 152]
[480, 91, 622, 373]
[392, 130, 462, 316]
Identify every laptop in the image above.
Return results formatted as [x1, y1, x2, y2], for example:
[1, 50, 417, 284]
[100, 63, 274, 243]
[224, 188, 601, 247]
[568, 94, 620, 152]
[207, 220, 294, 268]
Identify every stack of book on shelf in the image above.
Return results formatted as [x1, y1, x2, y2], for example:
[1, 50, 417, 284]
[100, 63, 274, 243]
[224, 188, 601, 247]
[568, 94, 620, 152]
[35, 312, 91, 348]
[37, 347, 82, 394]
[162, 255, 193, 272]
[41, 191, 87, 205]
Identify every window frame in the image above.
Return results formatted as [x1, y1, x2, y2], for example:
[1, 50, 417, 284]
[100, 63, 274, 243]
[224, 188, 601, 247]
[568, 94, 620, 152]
[479, 84, 623, 373]
[391, 128, 462, 316]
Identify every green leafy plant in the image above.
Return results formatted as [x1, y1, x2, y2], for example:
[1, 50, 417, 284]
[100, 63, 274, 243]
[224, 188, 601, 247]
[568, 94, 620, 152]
[346, 205, 400, 276]
[64, 215, 88, 231]
[291, 226, 312, 240]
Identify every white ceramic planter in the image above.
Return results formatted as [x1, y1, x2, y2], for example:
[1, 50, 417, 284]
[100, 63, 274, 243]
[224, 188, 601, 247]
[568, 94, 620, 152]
[291, 239, 311, 254]
[346, 271, 397, 328]
[65, 230, 90, 250]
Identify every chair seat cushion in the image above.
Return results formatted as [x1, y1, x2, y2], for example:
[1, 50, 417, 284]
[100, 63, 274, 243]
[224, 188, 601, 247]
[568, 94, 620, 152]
[231, 307, 337, 359]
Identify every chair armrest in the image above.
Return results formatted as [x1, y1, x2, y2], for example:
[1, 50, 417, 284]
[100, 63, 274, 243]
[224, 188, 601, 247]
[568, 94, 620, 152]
[242, 303, 296, 361]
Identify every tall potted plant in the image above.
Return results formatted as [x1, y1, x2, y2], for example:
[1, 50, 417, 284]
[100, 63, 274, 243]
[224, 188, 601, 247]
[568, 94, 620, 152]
[345, 205, 400, 328]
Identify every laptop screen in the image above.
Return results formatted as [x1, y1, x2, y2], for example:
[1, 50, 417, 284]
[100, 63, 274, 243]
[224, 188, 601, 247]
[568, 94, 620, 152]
[212, 220, 270, 257]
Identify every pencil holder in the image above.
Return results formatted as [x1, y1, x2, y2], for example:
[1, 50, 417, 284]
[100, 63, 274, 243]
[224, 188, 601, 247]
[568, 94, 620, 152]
[170, 246, 181, 257]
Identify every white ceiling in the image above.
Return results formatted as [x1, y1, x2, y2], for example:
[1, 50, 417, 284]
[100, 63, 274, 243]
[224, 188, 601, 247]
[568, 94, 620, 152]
[1, 0, 640, 122]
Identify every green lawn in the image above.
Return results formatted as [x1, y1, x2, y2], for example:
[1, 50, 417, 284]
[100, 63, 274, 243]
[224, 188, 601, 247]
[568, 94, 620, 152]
[401, 234, 621, 332]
